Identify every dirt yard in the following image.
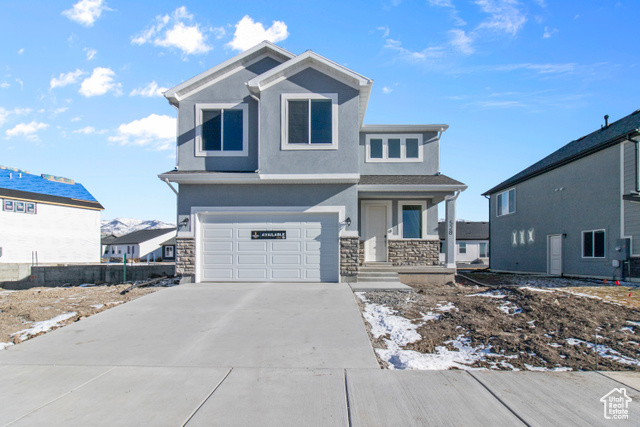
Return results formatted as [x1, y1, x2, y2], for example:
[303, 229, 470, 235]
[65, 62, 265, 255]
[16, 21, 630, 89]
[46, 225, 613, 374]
[0, 279, 179, 350]
[356, 273, 640, 371]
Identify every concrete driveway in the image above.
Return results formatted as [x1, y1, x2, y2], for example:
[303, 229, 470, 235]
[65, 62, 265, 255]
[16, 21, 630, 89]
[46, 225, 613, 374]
[1, 282, 639, 426]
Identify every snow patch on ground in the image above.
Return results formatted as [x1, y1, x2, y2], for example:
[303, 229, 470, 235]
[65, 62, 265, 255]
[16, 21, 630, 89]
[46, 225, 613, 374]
[10, 312, 77, 341]
[90, 304, 104, 309]
[420, 311, 441, 321]
[524, 364, 572, 372]
[519, 286, 555, 293]
[499, 301, 523, 315]
[468, 290, 507, 298]
[436, 302, 456, 312]
[0, 342, 14, 350]
[356, 293, 420, 346]
[566, 338, 640, 366]
[627, 321, 640, 327]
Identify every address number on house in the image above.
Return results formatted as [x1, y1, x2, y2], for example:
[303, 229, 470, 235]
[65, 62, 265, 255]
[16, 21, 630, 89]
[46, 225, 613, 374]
[251, 231, 286, 240]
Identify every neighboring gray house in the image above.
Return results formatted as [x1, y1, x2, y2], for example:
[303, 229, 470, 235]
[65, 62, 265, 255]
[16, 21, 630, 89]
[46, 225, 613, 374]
[104, 228, 176, 262]
[159, 42, 466, 283]
[483, 109, 640, 280]
[438, 222, 489, 264]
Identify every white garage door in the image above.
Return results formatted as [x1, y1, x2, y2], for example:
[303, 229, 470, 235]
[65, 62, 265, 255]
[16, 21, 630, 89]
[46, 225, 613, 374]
[200, 213, 339, 282]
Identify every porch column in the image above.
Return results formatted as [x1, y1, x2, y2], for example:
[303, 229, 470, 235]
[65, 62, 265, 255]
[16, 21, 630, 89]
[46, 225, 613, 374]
[445, 192, 459, 269]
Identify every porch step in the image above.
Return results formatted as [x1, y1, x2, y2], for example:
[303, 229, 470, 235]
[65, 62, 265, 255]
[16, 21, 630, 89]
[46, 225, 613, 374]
[356, 266, 402, 283]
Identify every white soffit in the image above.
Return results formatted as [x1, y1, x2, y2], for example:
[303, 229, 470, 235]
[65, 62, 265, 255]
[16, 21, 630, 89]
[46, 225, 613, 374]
[361, 124, 449, 133]
[164, 41, 295, 105]
[158, 172, 360, 185]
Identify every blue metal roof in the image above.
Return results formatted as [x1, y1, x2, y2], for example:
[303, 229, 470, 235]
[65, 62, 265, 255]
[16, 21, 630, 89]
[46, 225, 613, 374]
[0, 167, 99, 203]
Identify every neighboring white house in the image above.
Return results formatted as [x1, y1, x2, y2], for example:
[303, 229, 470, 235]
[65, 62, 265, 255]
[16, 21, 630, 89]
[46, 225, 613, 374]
[104, 228, 175, 262]
[0, 166, 103, 264]
[439, 221, 489, 264]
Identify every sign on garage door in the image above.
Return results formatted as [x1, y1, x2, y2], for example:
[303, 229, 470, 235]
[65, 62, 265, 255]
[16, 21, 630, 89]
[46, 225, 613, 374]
[200, 213, 339, 282]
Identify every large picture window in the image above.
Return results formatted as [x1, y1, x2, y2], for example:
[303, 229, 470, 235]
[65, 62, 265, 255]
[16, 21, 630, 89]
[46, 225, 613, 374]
[398, 201, 427, 239]
[583, 230, 605, 258]
[365, 134, 423, 162]
[281, 93, 338, 150]
[497, 188, 515, 216]
[195, 103, 248, 157]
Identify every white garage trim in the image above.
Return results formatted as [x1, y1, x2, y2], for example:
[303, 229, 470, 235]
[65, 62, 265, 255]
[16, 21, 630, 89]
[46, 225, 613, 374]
[192, 206, 347, 283]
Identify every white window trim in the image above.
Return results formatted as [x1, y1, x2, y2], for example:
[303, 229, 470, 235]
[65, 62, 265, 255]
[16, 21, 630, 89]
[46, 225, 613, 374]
[496, 188, 516, 217]
[397, 200, 427, 239]
[582, 229, 606, 259]
[479, 241, 488, 258]
[458, 241, 467, 254]
[281, 93, 338, 150]
[365, 134, 423, 163]
[195, 102, 249, 157]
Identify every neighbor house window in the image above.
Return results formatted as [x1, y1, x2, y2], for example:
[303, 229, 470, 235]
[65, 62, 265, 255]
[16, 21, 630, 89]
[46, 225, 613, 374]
[583, 230, 605, 258]
[281, 93, 338, 150]
[497, 188, 516, 216]
[479, 242, 488, 258]
[398, 201, 427, 239]
[439, 242, 445, 253]
[458, 242, 467, 254]
[165, 246, 174, 258]
[366, 134, 423, 162]
[195, 103, 248, 157]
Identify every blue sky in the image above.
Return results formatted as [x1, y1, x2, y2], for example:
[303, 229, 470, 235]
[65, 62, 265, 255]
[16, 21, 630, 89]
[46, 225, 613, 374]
[1, 0, 639, 224]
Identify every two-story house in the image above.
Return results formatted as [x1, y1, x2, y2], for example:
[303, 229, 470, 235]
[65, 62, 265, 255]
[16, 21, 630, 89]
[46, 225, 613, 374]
[483, 109, 640, 280]
[159, 42, 466, 283]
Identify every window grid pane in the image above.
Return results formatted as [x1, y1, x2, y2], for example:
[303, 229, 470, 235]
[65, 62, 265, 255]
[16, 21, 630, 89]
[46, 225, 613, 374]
[402, 205, 422, 238]
[479, 242, 488, 257]
[310, 99, 332, 144]
[594, 231, 605, 257]
[459, 242, 467, 254]
[406, 138, 419, 158]
[583, 232, 593, 257]
[508, 189, 515, 213]
[370, 139, 383, 158]
[202, 110, 222, 151]
[288, 100, 309, 144]
[497, 194, 503, 216]
[223, 109, 243, 151]
[388, 138, 401, 158]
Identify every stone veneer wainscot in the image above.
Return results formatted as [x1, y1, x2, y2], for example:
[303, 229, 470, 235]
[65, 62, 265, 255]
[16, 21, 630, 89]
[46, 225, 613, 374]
[176, 237, 195, 276]
[340, 237, 360, 279]
[388, 239, 440, 266]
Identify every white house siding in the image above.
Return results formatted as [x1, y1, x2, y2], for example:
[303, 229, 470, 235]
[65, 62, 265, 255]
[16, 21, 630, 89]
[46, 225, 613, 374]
[439, 241, 489, 264]
[139, 232, 175, 261]
[0, 202, 100, 264]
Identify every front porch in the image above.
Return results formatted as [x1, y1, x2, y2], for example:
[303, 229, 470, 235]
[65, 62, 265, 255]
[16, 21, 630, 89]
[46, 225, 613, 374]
[340, 174, 466, 284]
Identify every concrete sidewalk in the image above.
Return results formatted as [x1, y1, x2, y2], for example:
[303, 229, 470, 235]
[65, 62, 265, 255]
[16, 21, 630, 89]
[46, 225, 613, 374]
[1, 283, 639, 426]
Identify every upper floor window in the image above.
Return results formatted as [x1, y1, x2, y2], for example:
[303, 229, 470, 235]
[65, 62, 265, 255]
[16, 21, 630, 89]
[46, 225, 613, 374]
[497, 188, 515, 216]
[366, 134, 423, 162]
[281, 93, 338, 150]
[583, 230, 605, 258]
[195, 103, 248, 157]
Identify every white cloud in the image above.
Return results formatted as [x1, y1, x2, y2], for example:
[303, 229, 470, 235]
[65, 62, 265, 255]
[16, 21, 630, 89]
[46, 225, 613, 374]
[475, 0, 527, 36]
[71, 116, 82, 122]
[50, 69, 85, 89]
[0, 108, 9, 126]
[73, 126, 106, 134]
[377, 26, 390, 38]
[543, 26, 558, 38]
[15, 78, 23, 90]
[0, 107, 32, 126]
[109, 114, 176, 150]
[62, 0, 111, 27]
[383, 38, 444, 63]
[227, 15, 289, 52]
[18, 48, 24, 55]
[84, 48, 97, 60]
[428, 0, 454, 6]
[0, 82, 10, 89]
[382, 86, 393, 94]
[52, 107, 69, 115]
[79, 67, 121, 97]
[5, 121, 48, 141]
[491, 63, 575, 74]
[132, 7, 213, 55]
[449, 29, 474, 54]
[13, 108, 32, 116]
[129, 81, 169, 97]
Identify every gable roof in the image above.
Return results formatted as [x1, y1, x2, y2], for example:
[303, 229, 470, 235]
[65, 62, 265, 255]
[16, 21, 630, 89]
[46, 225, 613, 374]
[0, 167, 103, 210]
[438, 221, 489, 240]
[110, 228, 175, 245]
[484, 109, 640, 195]
[164, 41, 295, 105]
[246, 50, 373, 127]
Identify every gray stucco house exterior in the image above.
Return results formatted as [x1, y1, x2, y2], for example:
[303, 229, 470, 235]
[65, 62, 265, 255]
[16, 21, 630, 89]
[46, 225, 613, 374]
[159, 42, 466, 283]
[483, 109, 640, 280]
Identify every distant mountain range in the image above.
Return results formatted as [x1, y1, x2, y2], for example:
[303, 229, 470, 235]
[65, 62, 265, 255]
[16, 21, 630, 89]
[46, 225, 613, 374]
[101, 218, 176, 237]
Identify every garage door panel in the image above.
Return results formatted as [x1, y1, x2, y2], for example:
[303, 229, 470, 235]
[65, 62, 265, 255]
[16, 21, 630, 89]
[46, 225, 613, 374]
[200, 212, 338, 282]
[203, 255, 233, 265]
[238, 255, 267, 265]
[237, 269, 268, 279]
[203, 241, 233, 252]
[238, 242, 267, 252]
[271, 255, 301, 265]
[271, 241, 301, 252]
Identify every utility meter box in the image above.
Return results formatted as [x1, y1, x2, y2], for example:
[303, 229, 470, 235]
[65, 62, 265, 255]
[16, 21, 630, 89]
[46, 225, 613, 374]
[616, 238, 631, 261]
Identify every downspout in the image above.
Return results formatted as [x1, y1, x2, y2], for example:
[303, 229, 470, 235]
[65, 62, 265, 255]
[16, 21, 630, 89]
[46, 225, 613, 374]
[483, 194, 491, 270]
[249, 93, 261, 173]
